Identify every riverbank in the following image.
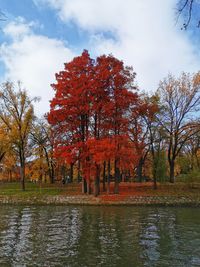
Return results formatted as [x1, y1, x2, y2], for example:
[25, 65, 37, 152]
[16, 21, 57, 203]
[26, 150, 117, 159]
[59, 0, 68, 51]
[0, 182, 199, 206]
[0, 194, 200, 206]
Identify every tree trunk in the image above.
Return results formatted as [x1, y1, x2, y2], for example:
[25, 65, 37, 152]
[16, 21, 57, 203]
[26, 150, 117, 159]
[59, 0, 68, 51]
[153, 176, 157, 189]
[19, 148, 25, 191]
[94, 164, 100, 197]
[20, 158, 25, 191]
[77, 159, 81, 183]
[82, 178, 87, 193]
[43, 147, 54, 183]
[9, 170, 12, 182]
[0, 152, 5, 163]
[87, 180, 91, 195]
[137, 158, 143, 182]
[122, 172, 125, 182]
[50, 161, 55, 184]
[94, 177, 98, 197]
[169, 160, 175, 183]
[114, 159, 120, 194]
[107, 160, 111, 194]
[70, 163, 74, 183]
[103, 161, 106, 192]
[128, 169, 131, 182]
[152, 158, 157, 189]
[39, 147, 43, 182]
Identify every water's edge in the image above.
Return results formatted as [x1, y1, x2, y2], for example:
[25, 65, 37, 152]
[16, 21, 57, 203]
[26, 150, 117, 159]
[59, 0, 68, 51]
[0, 195, 199, 206]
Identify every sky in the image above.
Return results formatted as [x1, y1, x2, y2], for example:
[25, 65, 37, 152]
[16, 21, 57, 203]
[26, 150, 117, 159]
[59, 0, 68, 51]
[0, 0, 200, 116]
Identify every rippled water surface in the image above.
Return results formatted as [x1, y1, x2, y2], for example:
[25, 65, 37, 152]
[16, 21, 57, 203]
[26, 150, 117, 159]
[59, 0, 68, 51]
[0, 205, 199, 267]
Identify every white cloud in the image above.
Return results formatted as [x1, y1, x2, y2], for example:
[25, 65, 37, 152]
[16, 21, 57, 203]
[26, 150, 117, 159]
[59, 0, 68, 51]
[3, 17, 33, 40]
[38, 0, 200, 91]
[1, 1, 200, 116]
[1, 18, 75, 116]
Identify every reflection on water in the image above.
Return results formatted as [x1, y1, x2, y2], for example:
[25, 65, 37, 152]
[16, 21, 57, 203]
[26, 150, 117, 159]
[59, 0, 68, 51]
[0, 206, 199, 267]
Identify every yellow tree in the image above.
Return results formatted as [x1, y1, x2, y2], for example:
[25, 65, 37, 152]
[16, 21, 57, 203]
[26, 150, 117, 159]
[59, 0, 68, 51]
[0, 152, 17, 181]
[0, 82, 38, 190]
[0, 124, 12, 181]
[0, 124, 9, 163]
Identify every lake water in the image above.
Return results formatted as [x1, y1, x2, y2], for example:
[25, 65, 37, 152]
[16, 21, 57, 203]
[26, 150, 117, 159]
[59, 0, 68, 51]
[0, 205, 199, 267]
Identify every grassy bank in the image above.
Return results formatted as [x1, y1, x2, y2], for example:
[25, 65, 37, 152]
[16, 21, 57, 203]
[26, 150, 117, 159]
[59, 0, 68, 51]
[0, 181, 199, 206]
[0, 182, 79, 197]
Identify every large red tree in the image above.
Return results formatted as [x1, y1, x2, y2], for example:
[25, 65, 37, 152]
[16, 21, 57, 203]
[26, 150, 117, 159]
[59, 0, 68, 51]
[48, 50, 142, 195]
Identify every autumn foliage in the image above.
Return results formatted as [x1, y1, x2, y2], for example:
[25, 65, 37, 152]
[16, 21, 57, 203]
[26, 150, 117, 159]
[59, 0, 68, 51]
[48, 50, 156, 195]
[0, 52, 199, 194]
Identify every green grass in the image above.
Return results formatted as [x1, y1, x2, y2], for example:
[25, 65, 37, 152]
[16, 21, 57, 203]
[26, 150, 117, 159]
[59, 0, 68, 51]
[0, 182, 65, 197]
[0, 181, 199, 199]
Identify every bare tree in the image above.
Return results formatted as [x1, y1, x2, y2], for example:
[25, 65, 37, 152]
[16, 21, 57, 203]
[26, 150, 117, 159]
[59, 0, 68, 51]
[31, 118, 55, 184]
[182, 130, 200, 170]
[157, 72, 200, 183]
[129, 94, 159, 188]
[177, 0, 200, 29]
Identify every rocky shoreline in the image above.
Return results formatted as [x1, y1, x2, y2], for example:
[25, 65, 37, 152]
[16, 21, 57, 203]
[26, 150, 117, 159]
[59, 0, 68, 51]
[0, 195, 200, 206]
